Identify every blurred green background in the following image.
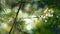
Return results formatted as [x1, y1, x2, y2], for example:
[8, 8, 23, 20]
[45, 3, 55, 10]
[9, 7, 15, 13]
[0, 0, 60, 34]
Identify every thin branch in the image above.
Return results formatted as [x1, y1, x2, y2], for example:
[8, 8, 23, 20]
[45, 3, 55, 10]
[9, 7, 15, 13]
[9, 2, 22, 34]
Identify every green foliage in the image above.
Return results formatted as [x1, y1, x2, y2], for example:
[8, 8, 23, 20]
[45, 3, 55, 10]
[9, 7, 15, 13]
[0, 0, 60, 34]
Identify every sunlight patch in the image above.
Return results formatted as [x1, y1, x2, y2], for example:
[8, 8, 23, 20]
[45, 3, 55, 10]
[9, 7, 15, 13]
[24, 19, 33, 30]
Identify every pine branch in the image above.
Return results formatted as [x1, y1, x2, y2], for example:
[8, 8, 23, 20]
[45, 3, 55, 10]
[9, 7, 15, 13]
[9, 2, 22, 34]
